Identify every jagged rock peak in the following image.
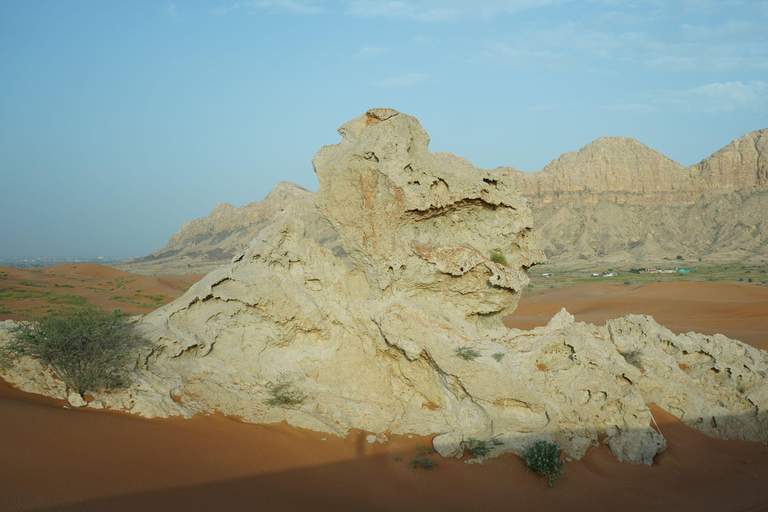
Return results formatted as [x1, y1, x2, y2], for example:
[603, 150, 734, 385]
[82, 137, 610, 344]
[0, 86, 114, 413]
[312, 108, 544, 316]
[692, 128, 768, 188]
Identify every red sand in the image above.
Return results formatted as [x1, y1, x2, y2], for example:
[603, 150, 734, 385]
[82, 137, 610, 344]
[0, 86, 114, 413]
[2, 276, 768, 511]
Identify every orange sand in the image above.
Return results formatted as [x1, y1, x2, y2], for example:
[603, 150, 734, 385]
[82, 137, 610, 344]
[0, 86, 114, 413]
[1, 274, 768, 511]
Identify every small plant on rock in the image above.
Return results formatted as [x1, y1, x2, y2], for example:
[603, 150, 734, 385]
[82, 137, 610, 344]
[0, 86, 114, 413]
[492, 352, 505, 362]
[620, 349, 643, 370]
[490, 252, 508, 266]
[524, 439, 565, 487]
[264, 383, 305, 407]
[455, 346, 480, 361]
[463, 437, 503, 458]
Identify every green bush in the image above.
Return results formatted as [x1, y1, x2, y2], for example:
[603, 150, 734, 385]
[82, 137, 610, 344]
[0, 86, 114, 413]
[492, 352, 505, 362]
[490, 252, 508, 266]
[410, 457, 437, 469]
[0, 307, 145, 394]
[524, 439, 564, 487]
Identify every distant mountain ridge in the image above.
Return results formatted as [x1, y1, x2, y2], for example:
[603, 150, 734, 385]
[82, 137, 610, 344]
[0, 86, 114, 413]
[117, 127, 768, 275]
[118, 182, 344, 275]
[502, 128, 768, 266]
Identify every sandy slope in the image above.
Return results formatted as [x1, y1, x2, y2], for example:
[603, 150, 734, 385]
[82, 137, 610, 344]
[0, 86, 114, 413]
[1, 273, 768, 511]
[0, 263, 203, 321]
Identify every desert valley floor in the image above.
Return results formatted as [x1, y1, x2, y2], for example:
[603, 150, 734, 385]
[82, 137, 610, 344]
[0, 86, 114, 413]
[1, 265, 767, 511]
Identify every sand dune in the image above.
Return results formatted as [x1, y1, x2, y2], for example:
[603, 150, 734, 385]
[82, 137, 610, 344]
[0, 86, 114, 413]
[1, 271, 768, 511]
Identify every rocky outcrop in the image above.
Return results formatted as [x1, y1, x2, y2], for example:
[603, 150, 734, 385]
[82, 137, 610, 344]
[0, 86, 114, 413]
[4, 110, 766, 466]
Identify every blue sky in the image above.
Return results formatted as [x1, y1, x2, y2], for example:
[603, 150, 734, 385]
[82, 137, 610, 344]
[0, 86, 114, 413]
[1, 0, 767, 259]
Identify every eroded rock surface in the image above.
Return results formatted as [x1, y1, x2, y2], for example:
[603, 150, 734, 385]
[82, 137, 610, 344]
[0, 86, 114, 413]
[2, 110, 767, 465]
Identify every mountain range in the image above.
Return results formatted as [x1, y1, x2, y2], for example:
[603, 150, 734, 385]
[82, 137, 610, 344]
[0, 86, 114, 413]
[118, 127, 767, 275]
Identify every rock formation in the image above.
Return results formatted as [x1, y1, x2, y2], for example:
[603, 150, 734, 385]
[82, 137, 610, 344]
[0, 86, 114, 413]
[3, 110, 767, 466]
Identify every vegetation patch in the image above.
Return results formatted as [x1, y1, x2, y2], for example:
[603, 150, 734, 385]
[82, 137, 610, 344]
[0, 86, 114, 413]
[524, 439, 565, 487]
[490, 252, 508, 266]
[455, 346, 480, 361]
[19, 281, 46, 288]
[264, 383, 305, 407]
[410, 457, 437, 470]
[0, 307, 147, 394]
[463, 437, 502, 458]
[108, 295, 157, 308]
[135, 293, 165, 304]
[620, 349, 643, 370]
[411, 444, 438, 469]
[491, 352, 505, 362]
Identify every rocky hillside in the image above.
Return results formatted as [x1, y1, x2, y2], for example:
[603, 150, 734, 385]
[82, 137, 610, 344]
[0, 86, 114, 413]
[502, 128, 768, 266]
[119, 127, 767, 275]
[117, 182, 344, 275]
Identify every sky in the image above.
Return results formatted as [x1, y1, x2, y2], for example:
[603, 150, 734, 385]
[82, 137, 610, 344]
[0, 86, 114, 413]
[0, 0, 767, 259]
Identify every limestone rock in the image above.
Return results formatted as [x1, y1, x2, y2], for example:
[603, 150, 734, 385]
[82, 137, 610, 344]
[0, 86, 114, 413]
[68, 392, 87, 408]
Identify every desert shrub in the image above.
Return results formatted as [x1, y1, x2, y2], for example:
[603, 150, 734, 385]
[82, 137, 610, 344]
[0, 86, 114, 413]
[492, 352, 505, 362]
[264, 383, 305, 407]
[524, 439, 564, 487]
[490, 252, 508, 266]
[455, 346, 480, 361]
[620, 349, 643, 370]
[416, 444, 437, 455]
[463, 437, 502, 457]
[0, 307, 145, 394]
[748, 278, 753, 283]
[410, 457, 437, 469]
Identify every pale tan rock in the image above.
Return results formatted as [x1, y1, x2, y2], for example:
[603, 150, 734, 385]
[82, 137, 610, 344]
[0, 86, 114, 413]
[68, 392, 87, 408]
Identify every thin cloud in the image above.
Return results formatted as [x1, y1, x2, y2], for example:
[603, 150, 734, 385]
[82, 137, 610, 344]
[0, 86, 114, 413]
[164, 4, 181, 19]
[652, 80, 768, 115]
[356, 46, 387, 57]
[372, 73, 427, 88]
[218, 0, 323, 16]
[345, 0, 567, 21]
